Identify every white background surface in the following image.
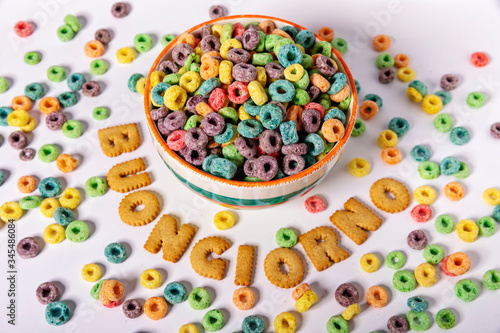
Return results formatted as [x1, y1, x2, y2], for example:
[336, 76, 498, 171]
[0, 0, 499, 332]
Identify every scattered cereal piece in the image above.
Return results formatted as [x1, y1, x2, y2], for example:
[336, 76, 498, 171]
[304, 196, 326, 213]
[348, 157, 370, 177]
[366, 285, 388, 308]
[17, 237, 40, 259]
[202, 309, 225, 331]
[144, 296, 167, 320]
[140, 269, 162, 289]
[45, 301, 70, 326]
[455, 279, 479, 302]
[36, 282, 60, 304]
[393, 270, 416, 292]
[104, 242, 127, 263]
[470, 52, 489, 67]
[163, 281, 188, 304]
[189, 287, 211, 310]
[360, 253, 380, 273]
[436, 309, 457, 329]
[213, 210, 236, 230]
[81, 263, 102, 282]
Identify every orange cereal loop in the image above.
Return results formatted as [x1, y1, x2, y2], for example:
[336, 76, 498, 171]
[394, 53, 410, 68]
[292, 283, 311, 301]
[366, 285, 388, 308]
[12, 96, 33, 111]
[102, 280, 124, 301]
[310, 73, 330, 93]
[311, 54, 321, 67]
[39, 97, 60, 114]
[196, 102, 215, 117]
[84, 40, 105, 58]
[258, 20, 275, 34]
[17, 176, 37, 194]
[200, 57, 220, 80]
[330, 84, 350, 103]
[321, 118, 345, 143]
[444, 182, 464, 201]
[144, 296, 168, 320]
[318, 26, 334, 42]
[56, 154, 78, 173]
[446, 252, 471, 276]
[286, 105, 304, 131]
[372, 34, 391, 52]
[201, 51, 221, 62]
[381, 147, 402, 165]
[177, 32, 196, 48]
[358, 100, 379, 120]
[272, 28, 293, 40]
[232, 287, 256, 310]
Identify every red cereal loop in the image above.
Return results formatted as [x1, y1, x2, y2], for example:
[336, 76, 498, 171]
[208, 88, 227, 111]
[410, 204, 432, 223]
[470, 52, 489, 67]
[227, 81, 249, 104]
[304, 196, 326, 213]
[167, 130, 186, 151]
[440, 256, 456, 277]
[233, 23, 245, 37]
[14, 21, 34, 37]
[303, 102, 325, 119]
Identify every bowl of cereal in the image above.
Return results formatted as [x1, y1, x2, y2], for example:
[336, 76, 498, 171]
[144, 15, 357, 209]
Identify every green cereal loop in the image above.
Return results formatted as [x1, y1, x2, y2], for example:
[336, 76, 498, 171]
[62, 120, 83, 138]
[252, 52, 273, 66]
[275, 228, 298, 248]
[436, 309, 457, 329]
[202, 309, 225, 332]
[273, 38, 294, 56]
[183, 53, 197, 73]
[19, 196, 42, 210]
[311, 41, 331, 57]
[331, 38, 348, 54]
[47, 66, 67, 82]
[188, 287, 211, 310]
[57, 24, 75, 42]
[190, 62, 200, 74]
[218, 107, 238, 124]
[0, 77, 9, 93]
[477, 216, 496, 237]
[292, 70, 309, 90]
[435, 214, 455, 234]
[337, 94, 351, 111]
[255, 31, 266, 53]
[326, 315, 349, 333]
[393, 270, 416, 292]
[308, 68, 321, 77]
[160, 34, 176, 47]
[244, 176, 262, 182]
[184, 115, 203, 130]
[351, 118, 366, 137]
[90, 59, 108, 75]
[220, 23, 234, 44]
[85, 177, 107, 197]
[376, 52, 394, 69]
[24, 51, 41, 65]
[63, 15, 80, 32]
[134, 33, 153, 53]
[301, 53, 313, 69]
[418, 161, 440, 179]
[483, 269, 500, 291]
[292, 89, 310, 106]
[244, 22, 259, 28]
[222, 144, 244, 167]
[65, 220, 90, 242]
[385, 250, 406, 269]
[38, 144, 59, 163]
[265, 34, 282, 52]
[318, 93, 331, 110]
[163, 73, 182, 85]
[433, 114, 453, 133]
[453, 161, 470, 179]
[423, 244, 445, 264]
[92, 107, 110, 120]
[90, 280, 107, 300]
[406, 310, 431, 331]
[454, 279, 479, 302]
[466, 91, 486, 108]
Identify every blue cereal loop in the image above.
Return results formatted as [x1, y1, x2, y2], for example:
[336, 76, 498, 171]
[53, 207, 75, 227]
[25, 82, 45, 100]
[281, 25, 298, 40]
[0, 106, 13, 126]
[435, 90, 451, 105]
[305, 133, 325, 156]
[243, 100, 262, 116]
[164, 281, 188, 304]
[214, 123, 236, 144]
[67, 73, 86, 92]
[127, 73, 144, 93]
[151, 82, 171, 106]
[58, 91, 78, 108]
[364, 93, 383, 108]
[295, 30, 315, 50]
[277, 44, 303, 68]
[450, 127, 470, 145]
[407, 296, 429, 313]
[279, 121, 299, 145]
[440, 156, 461, 175]
[409, 80, 428, 96]
[327, 72, 347, 95]
[45, 301, 70, 326]
[104, 242, 127, 264]
[268, 80, 296, 103]
[410, 145, 431, 162]
[202, 154, 218, 173]
[209, 157, 237, 179]
[38, 177, 62, 197]
[303, 153, 316, 167]
[324, 108, 346, 125]
[237, 119, 264, 138]
[259, 103, 283, 129]
[493, 205, 500, 222]
[242, 315, 264, 333]
[198, 77, 221, 98]
[388, 117, 410, 137]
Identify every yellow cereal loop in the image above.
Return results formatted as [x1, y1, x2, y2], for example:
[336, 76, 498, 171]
[81, 263, 102, 282]
[422, 94, 443, 114]
[220, 39, 243, 59]
[150, 71, 166, 88]
[59, 188, 81, 209]
[256, 66, 267, 87]
[140, 269, 162, 289]
[179, 324, 199, 333]
[457, 219, 479, 243]
[19, 116, 36, 132]
[414, 185, 437, 205]
[274, 312, 297, 333]
[214, 211, 236, 230]
[406, 87, 423, 103]
[179, 71, 201, 93]
[238, 105, 255, 121]
[397, 67, 416, 82]
[7, 109, 30, 127]
[348, 158, 370, 177]
[0, 202, 23, 223]
[414, 263, 436, 287]
[136, 77, 147, 95]
[377, 129, 398, 148]
[194, 46, 203, 57]
[219, 60, 234, 85]
[248, 80, 268, 106]
[315, 152, 328, 161]
[483, 188, 500, 206]
[211, 24, 223, 39]
[342, 303, 361, 320]
[284, 64, 304, 82]
[164, 85, 187, 111]
[360, 253, 380, 273]
[43, 224, 66, 244]
[295, 43, 305, 54]
[178, 66, 187, 75]
[116, 47, 136, 64]
[295, 290, 318, 313]
[40, 198, 60, 218]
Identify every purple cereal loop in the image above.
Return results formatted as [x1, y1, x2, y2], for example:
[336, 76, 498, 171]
[232, 63, 257, 83]
[227, 48, 251, 64]
[335, 283, 359, 307]
[164, 110, 187, 131]
[201, 112, 225, 136]
[122, 299, 143, 319]
[46, 111, 67, 131]
[8, 130, 28, 149]
[269, 101, 287, 119]
[36, 282, 60, 305]
[19, 148, 35, 161]
[259, 129, 282, 154]
[235, 137, 258, 159]
[255, 155, 279, 181]
[440, 74, 459, 91]
[387, 315, 409, 333]
[491, 122, 500, 139]
[200, 35, 221, 53]
[185, 127, 209, 150]
[95, 28, 112, 44]
[242, 29, 259, 51]
[82, 81, 101, 97]
[243, 158, 258, 177]
[186, 95, 207, 114]
[379, 67, 395, 84]
[159, 60, 179, 74]
[301, 108, 322, 133]
[308, 85, 321, 101]
[201, 25, 212, 39]
[209, 5, 225, 19]
[150, 106, 169, 121]
[265, 62, 285, 80]
[172, 43, 194, 66]
[407, 230, 428, 250]
[157, 117, 172, 137]
[246, 24, 261, 32]
[211, 56, 223, 63]
[111, 2, 129, 18]
[234, 36, 243, 44]
[17, 237, 40, 259]
[316, 55, 337, 77]
[180, 147, 207, 166]
[281, 143, 308, 155]
[282, 154, 305, 175]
